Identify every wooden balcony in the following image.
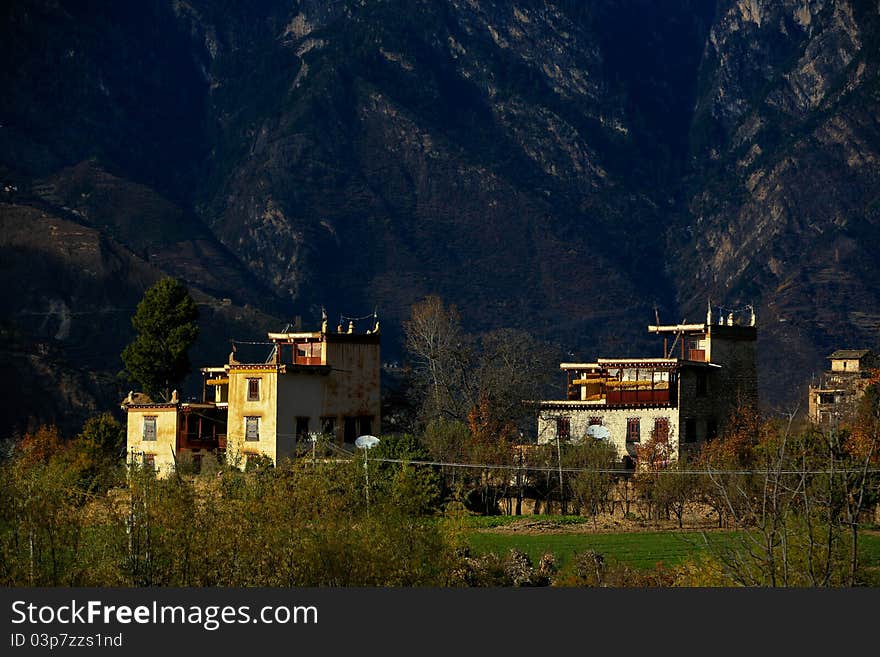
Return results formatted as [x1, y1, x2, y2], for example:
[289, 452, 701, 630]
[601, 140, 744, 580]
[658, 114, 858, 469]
[293, 355, 323, 366]
[605, 389, 671, 405]
[178, 432, 227, 451]
[686, 349, 706, 362]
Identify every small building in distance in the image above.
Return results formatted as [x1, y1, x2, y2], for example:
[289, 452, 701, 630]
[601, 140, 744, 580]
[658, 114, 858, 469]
[534, 303, 757, 466]
[122, 312, 381, 476]
[808, 349, 877, 425]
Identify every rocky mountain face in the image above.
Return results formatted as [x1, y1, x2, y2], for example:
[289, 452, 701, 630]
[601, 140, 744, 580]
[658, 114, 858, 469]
[188, 0, 708, 344]
[675, 0, 880, 408]
[1, 0, 878, 435]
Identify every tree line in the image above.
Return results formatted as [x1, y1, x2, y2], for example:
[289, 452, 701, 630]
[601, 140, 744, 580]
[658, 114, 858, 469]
[1, 284, 879, 586]
[2, 408, 877, 587]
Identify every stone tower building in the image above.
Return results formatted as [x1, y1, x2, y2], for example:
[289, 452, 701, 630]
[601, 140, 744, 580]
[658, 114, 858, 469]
[535, 303, 757, 465]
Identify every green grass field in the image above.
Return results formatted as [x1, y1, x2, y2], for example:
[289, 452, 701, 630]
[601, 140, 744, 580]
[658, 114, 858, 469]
[461, 514, 586, 529]
[466, 529, 727, 570]
[465, 524, 880, 573]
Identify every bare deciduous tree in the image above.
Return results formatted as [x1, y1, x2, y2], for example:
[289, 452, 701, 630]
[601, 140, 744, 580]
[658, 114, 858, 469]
[404, 295, 469, 422]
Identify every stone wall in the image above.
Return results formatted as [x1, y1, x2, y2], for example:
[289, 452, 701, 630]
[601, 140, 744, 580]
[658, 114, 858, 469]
[538, 406, 681, 461]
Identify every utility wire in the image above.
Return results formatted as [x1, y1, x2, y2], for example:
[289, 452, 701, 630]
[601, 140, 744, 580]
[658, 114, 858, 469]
[13, 308, 136, 316]
[339, 312, 376, 322]
[365, 457, 880, 476]
[271, 447, 880, 476]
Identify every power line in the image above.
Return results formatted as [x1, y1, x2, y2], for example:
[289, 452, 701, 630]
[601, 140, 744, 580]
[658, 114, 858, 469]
[268, 446, 880, 476]
[366, 457, 880, 476]
[13, 308, 136, 316]
[339, 312, 376, 322]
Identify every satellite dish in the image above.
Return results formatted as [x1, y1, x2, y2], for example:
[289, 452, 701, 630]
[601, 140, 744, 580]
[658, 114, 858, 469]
[355, 435, 380, 449]
[586, 425, 610, 441]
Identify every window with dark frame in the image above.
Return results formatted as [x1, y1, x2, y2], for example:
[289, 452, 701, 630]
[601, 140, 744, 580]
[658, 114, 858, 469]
[344, 417, 357, 443]
[626, 417, 640, 443]
[247, 377, 261, 401]
[707, 418, 718, 441]
[296, 417, 310, 440]
[143, 416, 157, 441]
[653, 417, 670, 443]
[696, 371, 708, 397]
[358, 416, 373, 437]
[588, 416, 603, 426]
[684, 417, 697, 443]
[556, 416, 570, 440]
[245, 416, 260, 441]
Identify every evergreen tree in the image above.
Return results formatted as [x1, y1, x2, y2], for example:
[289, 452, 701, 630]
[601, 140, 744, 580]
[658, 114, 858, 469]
[122, 278, 199, 401]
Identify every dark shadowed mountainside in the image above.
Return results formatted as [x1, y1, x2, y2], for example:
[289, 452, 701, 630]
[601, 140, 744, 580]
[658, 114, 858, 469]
[1, 0, 878, 435]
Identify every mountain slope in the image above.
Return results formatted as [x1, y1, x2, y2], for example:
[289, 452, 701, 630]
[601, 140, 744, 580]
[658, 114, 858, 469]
[1, 0, 879, 434]
[674, 0, 880, 405]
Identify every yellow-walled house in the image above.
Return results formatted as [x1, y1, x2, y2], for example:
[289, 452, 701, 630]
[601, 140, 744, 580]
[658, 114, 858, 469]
[224, 364, 283, 467]
[123, 395, 179, 476]
[122, 389, 227, 476]
[123, 313, 381, 475]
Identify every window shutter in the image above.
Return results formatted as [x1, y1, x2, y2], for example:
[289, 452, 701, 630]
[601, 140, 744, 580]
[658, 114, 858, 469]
[143, 416, 157, 441]
[245, 417, 260, 441]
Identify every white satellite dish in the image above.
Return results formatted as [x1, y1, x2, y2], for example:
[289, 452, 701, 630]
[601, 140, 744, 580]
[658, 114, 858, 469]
[586, 425, 610, 441]
[355, 435, 380, 449]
